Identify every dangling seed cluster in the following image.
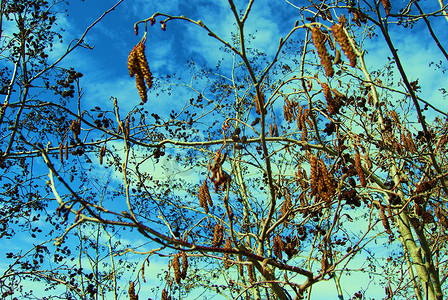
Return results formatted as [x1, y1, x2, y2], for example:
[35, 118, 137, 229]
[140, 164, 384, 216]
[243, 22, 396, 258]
[318, 159, 336, 204]
[128, 42, 153, 103]
[381, 0, 391, 15]
[171, 255, 180, 284]
[128, 282, 138, 300]
[171, 252, 187, 284]
[331, 23, 357, 67]
[283, 97, 301, 122]
[70, 119, 81, 141]
[161, 289, 170, 300]
[311, 26, 334, 77]
[255, 92, 266, 115]
[354, 147, 367, 187]
[199, 180, 212, 213]
[212, 223, 224, 247]
[223, 238, 233, 269]
[310, 155, 319, 196]
[280, 189, 293, 224]
[180, 252, 188, 280]
[99, 144, 106, 165]
[273, 234, 285, 260]
[401, 130, 417, 153]
[378, 204, 392, 234]
[321, 82, 341, 115]
[269, 123, 279, 137]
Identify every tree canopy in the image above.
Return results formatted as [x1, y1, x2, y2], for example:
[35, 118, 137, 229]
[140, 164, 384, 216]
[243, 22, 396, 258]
[0, 0, 447, 299]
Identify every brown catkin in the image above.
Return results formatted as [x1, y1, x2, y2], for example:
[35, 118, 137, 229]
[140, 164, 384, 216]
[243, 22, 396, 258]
[331, 24, 357, 67]
[310, 155, 318, 195]
[297, 106, 304, 129]
[381, 0, 391, 15]
[127, 46, 139, 77]
[311, 26, 334, 77]
[59, 143, 63, 163]
[65, 141, 68, 160]
[223, 238, 232, 269]
[320, 159, 335, 202]
[128, 282, 138, 300]
[273, 234, 284, 260]
[379, 205, 392, 234]
[354, 147, 367, 187]
[99, 144, 106, 165]
[390, 111, 400, 125]
[213, 223, 224, 247]
[406, 130, 417, 153]
[198, 182, 210, 213]
[172, 254, 181, 284]
[321, 82, 338, 115]
[135, 43, 153, 89]
[255, 92, 266, 115]
[203, 181, 213, 207]
[161, 289, 168, 300]
[128, 42, 153, 103]
[181, 252, 188, 279]
[247, 263, 255, 284]
[273, 123, 279, 137]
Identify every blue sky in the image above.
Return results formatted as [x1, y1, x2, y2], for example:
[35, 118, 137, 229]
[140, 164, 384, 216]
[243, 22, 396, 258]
[1, 0, 448, 299]
[56, 0, 447, 117]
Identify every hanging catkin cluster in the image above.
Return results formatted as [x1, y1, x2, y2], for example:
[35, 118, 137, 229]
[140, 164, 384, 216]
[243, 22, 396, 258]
[255, 92, 266, 115]
[297, 106, 313, 141]
[212, 223, 224, 247]
[172, 254, 181, 284]
[378, 204, 392, 234]
[283, 97, 300, 122]
[161, 289, 170, 300]
[354, 146, 367, 187]
[401, 130, 417, 153]
[223, 238, 233, 269]
[247, 263, 256, 284]
[128, 282, 138, 300]
[269, 123, 279, 137]
[381, 0, 391, 15]
[273, 234, 285, 260]
[280, 189, 292, 223]
[331, 23, 357, 67]
[310, 156, 336, 203]
[171, 252, 188, 284]
[58, 143, 64, 163]
[321, 82, 341, 115]
[70, 119, 81, 141]
[99, 144, 106, 165]
[311, 26, 334, 77]
[198, 180, 212, 213]
[128, 42, 153, 103]
[310, 155, 319, 196]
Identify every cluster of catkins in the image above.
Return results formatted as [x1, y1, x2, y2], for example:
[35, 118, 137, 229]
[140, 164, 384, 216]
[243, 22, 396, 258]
[310, 155, 336, 204]
[128, 282, 138, 300]
[331, 24, 357, 67]
[198, 180, 213, 213]
[58, 141, 68, 163]
[321, 82, 342, 115]
[273, 234, 285, 260]
[172, 252, 188, 284]
[213, 223, 224, 247]
[128, 42, 153, 103]
[311, 26, 334, 77]
[354, 146, 367, 187]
